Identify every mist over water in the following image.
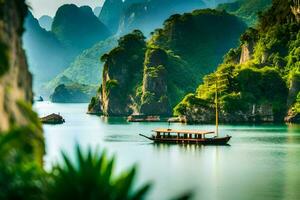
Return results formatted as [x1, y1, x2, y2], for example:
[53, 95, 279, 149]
[35, 102, 300, 200]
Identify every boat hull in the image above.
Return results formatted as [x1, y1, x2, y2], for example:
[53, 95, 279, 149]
[139, 134, 231, 145]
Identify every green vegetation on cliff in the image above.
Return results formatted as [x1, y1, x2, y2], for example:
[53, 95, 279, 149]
[175, 0, 300, 123]
[89, 9, 246, 116]
[98, 30, 146, 115]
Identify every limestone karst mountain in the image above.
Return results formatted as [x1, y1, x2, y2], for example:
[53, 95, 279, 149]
[89, 10, 247, 116]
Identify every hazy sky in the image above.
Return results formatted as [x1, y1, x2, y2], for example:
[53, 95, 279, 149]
[26, 0, 105, 18]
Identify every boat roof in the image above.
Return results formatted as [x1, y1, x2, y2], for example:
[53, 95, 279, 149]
[152, 128, 215, 135]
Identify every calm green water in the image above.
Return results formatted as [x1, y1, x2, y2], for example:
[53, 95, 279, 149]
[34, 102, 300, 200]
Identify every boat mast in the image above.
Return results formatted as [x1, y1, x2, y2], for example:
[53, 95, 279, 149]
[207, 72, 227, 137]
[215, 78, 219, 137]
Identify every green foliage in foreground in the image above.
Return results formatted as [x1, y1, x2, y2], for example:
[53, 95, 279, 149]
[0, 127, 47, 200]
[0, 131, 152, 200]
[49, 146, 151, 200]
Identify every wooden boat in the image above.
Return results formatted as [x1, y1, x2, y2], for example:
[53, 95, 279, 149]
[140, 129, 231, 145]
[139, 73, 232, 145]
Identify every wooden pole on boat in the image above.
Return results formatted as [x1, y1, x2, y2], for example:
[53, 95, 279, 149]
[215, 79, 219, 137]
[206, 72, 228, 137]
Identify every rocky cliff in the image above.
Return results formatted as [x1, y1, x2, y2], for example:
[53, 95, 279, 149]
[175, 0, 300, 124]
[140, 47, 171, 115]
[0, 0, 32, 131]
[0, 0, 44, 164]
[90, 30, 146, 116]
[89, 10, 246, 116]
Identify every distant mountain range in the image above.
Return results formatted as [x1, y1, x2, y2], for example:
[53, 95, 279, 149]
[23, 4, 112, 95]
[24, 0, 272, 102]
[23, 12, 70, 92]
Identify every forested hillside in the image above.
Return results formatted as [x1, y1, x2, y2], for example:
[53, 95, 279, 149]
[175, 0, 300, 123]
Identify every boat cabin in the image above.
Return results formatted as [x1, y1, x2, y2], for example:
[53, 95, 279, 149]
[152, 129, 215, 139]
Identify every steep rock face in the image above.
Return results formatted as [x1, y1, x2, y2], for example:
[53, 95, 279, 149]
[100, 30, 146, 116]
[239, 41, 254, 64]
[0, 0, 32, 131]
[287, 73, 300, 107]
[291, 3, 300, 23]
[140, 48, 171, 115]
[0, 0, 44, 164]
[88, 95, 103, 114]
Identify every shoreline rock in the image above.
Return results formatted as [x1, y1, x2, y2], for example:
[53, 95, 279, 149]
[40, 113, 65, 124]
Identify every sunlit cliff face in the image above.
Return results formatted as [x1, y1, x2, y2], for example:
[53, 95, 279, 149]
[0, 0, 33, 132]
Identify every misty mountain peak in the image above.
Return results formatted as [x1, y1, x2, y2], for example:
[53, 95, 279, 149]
[52, 4, 111, 53]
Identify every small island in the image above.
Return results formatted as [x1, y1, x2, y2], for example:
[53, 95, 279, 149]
[40, 113, 65, 124]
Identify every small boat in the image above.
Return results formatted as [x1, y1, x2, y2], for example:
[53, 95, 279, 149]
[140, 129, 231, 145]
[139, 73, 232, 145]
